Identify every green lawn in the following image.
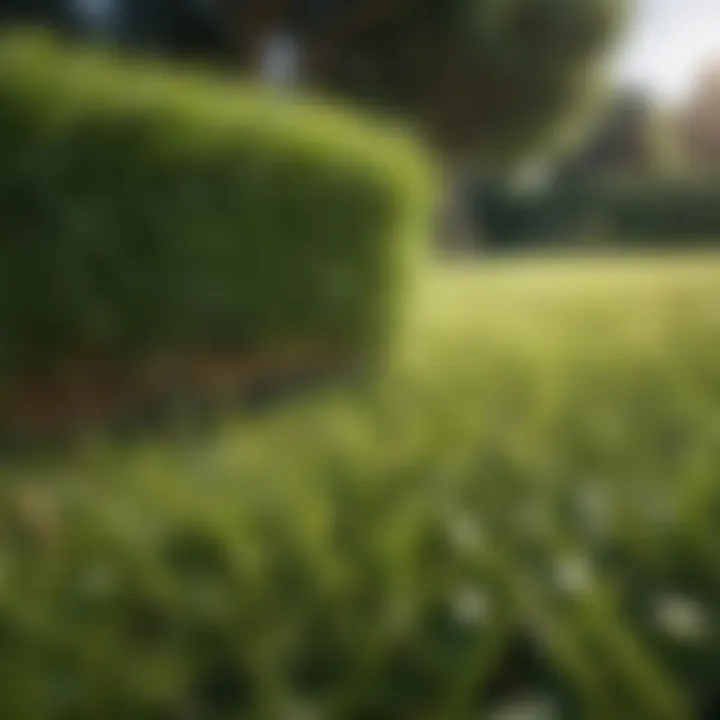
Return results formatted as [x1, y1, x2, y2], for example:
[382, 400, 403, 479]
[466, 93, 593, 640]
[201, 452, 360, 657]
[3, 253, 720, 718]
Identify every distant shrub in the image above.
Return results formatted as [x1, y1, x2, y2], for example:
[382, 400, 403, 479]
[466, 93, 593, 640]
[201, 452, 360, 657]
[476, 179, 720, 247]
[0, 32, 432, 413]
[603, 180, 720, 242]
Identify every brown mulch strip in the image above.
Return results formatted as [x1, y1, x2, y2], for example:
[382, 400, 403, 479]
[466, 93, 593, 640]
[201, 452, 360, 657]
[2, 347, 358, 448]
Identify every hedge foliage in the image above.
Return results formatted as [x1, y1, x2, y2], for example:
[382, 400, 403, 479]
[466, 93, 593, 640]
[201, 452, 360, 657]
[477, 179, 720, 247]
[0, 32, 432, 384]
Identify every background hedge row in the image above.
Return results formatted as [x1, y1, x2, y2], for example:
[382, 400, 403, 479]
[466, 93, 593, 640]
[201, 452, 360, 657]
[0, 32, 432, 387]
[476, 179, 720, 248]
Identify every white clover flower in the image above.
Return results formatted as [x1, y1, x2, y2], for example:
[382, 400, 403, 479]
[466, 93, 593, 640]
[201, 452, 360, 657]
[451, 587, 491, 627]
[447, 511, 486, 555]
[653, 594, 711, 644]
[487, 694, 560, 720]
[553, 555, 594, 597]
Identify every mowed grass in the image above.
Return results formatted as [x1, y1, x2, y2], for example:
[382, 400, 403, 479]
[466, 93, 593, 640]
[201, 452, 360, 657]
[2, 253, 720, 718]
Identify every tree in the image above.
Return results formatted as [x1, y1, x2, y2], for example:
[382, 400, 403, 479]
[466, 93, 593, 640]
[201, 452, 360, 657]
[557, 88, 685, 184]
[218, 0, 625, 247]
[218, 1, 623, 161]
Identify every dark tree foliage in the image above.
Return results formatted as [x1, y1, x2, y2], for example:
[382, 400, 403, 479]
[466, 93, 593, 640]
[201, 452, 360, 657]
[222, 0, 625, 161]
[558, 89, 682, 183]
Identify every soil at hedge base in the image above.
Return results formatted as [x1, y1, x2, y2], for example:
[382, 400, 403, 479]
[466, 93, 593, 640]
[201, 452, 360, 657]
[1, 347, 357, 451]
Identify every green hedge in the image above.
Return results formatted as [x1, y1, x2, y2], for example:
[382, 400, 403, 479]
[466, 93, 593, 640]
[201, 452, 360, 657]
[477, 179, 720, 247]
[603, 180, 720, 241]
[0, 32, 432, 384]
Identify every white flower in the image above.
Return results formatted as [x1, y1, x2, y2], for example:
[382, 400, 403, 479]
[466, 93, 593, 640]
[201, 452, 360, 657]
[653, 594, 710, 643]
[487, 694, 560, 720]
[447, 512, 486, 555]
[451, 587, 491, 627]
[553, 555, 593, 596]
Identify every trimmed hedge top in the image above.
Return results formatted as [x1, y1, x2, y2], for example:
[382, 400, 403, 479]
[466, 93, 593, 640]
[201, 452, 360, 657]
[0, 31, 433, 388]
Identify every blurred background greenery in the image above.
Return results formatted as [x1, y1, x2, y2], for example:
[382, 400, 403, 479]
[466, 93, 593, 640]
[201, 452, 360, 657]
[2, 1, 720, 718]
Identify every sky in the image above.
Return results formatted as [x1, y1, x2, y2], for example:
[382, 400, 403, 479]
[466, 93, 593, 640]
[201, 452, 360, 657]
[613, 0, 720, 102]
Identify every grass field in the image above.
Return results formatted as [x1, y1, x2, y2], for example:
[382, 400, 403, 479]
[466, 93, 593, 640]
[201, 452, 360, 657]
[3, 253, 720, 718]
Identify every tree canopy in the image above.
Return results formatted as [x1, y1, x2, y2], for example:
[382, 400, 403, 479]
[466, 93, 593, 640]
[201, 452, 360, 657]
[557, 88, 685, 182]
[222, 0, 626, 162]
